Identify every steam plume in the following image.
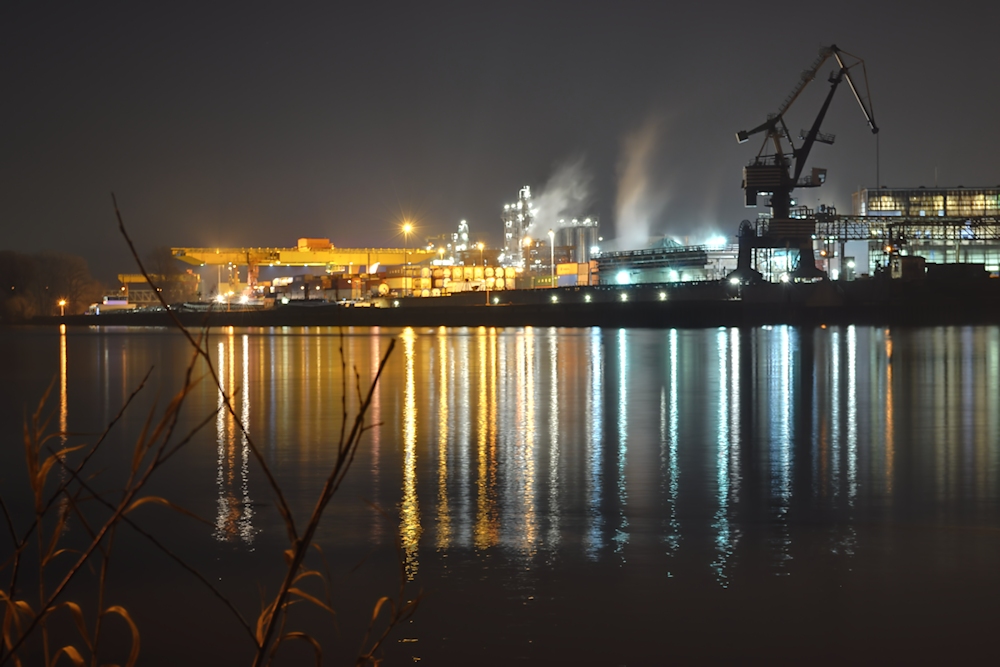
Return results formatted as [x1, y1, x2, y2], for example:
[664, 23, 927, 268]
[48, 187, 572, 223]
[527, 156, 593, 238]
[615, 117, 668, 250]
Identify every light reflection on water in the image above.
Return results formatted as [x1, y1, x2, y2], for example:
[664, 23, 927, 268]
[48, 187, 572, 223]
[21, 323, 1000, 662]
[43, 326, 1000, 563]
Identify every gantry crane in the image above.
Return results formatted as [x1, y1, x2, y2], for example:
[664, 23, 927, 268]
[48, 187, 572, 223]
[731, 44, 878, 282]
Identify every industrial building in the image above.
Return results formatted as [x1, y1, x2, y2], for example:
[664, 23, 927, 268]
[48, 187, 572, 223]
[500, 185, 600, 271]
[853, 186, 1000, 272]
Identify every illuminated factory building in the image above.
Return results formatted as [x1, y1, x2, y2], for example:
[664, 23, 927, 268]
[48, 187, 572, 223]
[854, 186, 1000, 272]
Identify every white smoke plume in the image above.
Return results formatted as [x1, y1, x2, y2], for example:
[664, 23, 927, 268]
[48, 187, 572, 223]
[615, 117, 669, 250]
[527, 156, 593, 238]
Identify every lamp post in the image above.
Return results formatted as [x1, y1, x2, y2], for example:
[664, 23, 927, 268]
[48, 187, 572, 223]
[402, 222, 413, 296]
[548, 229, 555, 287]
[58, 299, 66, 317]
[478, 242, 488, 305]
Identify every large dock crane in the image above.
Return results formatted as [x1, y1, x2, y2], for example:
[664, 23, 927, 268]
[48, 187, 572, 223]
[731, 44, 878, 282]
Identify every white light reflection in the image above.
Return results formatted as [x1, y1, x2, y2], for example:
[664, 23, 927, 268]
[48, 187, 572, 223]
[729, 329, 742, 503]
[711, 329, 734, 586]
[771, 326, 793, 572]
[613, 329, 629, 556]
[547, 331, 560, 549]
[585, 327, 604, 560]
[846, 326, 858, 506]
[830, 329, 841, 500]
[660, 329, 681, 566]
[521, 328, 538, 553]
[400, 328, 421, 579]
[836, 325, 859, 558]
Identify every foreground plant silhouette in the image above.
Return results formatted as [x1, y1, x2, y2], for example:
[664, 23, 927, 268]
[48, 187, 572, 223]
[0, 196, 418, 665]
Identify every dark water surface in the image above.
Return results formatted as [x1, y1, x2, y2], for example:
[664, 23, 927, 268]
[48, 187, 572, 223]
[2, 324, 999, 665]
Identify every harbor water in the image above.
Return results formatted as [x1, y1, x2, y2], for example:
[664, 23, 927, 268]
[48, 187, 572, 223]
[1, 324, 999, 664]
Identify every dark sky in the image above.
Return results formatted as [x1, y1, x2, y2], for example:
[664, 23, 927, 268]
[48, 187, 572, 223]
[3, 0, 998, 281]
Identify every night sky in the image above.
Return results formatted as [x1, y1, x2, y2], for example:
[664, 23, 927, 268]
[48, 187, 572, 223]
[3, 1, 998, 281]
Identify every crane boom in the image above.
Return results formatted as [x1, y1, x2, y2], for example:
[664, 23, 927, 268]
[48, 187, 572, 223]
[730, 44, 879, 283]
[831, 48, 878, 134]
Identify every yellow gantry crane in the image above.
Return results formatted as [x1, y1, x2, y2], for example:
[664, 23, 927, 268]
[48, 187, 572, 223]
[171, 238, 438, 288]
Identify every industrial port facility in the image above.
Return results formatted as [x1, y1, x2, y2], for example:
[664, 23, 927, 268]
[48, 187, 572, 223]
[85, 44, 1000, 327]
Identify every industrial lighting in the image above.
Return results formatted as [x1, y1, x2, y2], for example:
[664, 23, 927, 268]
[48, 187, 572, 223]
[548, 229, 555, 287]
[779, 273, 791, 283]
[57, 299, 67, 316]
[492, 297, 499, 304]
[216, 294, 226, 303]
[620, 293, 629, 302]
[616, 271, 630, 285]
[584, 294, 592, 303]
[659, 291, 667, 300]
[402, 221, 413, 296]
[551, 294, 559, 303]
[729, 277, 740, 285]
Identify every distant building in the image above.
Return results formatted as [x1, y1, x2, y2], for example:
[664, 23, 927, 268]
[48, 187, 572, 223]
[500, 185, 600, 268]
[501, 186, 534, 267]
[853, 186, 1000, 272]
[853, 186, 1000, 217]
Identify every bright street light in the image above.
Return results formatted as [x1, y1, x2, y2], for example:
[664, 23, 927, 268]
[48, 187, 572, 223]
[58, 299, 67, 317]
[402, 221, 413, 296]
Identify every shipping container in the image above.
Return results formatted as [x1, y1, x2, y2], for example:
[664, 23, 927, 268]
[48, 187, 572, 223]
[558, 274, 578, 287]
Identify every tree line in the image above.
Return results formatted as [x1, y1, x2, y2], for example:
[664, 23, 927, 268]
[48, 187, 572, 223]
[0, 250, 105, 322]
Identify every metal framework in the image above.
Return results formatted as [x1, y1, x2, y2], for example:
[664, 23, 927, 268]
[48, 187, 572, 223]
[741, 210, 1000, 279]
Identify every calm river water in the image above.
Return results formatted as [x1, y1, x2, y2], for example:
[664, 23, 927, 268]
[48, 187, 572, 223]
[2, 324, 999, 665]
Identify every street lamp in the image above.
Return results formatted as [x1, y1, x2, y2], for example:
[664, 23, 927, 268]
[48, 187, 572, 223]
[58, 299, 66, 317]
[402, 222, 413, 296]
[548, 229, 555, 287]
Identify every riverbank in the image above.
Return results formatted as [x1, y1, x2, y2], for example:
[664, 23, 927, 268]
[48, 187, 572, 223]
[23, 278, 1000, 329]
